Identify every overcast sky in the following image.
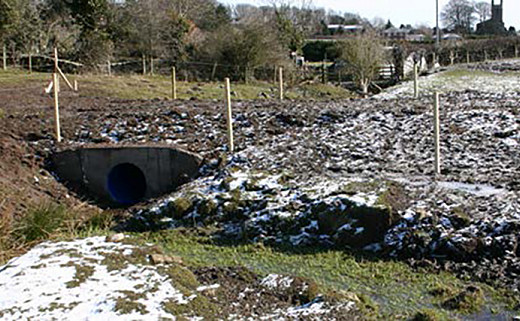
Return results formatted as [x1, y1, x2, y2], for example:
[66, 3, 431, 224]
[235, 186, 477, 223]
[218, 0, 520, 29]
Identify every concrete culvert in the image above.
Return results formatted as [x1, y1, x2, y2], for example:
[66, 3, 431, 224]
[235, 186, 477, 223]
[107, 163, 147, 205]
[51, 145, 203, 207]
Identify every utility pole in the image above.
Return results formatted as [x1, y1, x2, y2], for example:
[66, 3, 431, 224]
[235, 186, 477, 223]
[436, 0, 440, 50]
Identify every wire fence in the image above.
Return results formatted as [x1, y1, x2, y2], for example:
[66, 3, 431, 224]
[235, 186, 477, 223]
[2, 52, 399, 86]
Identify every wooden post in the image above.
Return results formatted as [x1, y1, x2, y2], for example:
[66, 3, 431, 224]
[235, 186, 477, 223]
[466, 51, 470, 64]
[142, 54, 146, 75]
[74, 79, 78, 92]
[53, 72, 62, 143]
[2, 44, 6, 71]
[279, 67, 284, 101]
[413, 62, 419, 98]
[54, 47, 59, 72]
[322, 60, 326, 84]
[107, 60, 111, 76]
[171, 67, 177, 100]
[432, 52, 436, 67]
[28, 52, 32, 73]
[211, 62, 218, 81]
[434, 92, 441, 176]
[224, 78, 234, 153]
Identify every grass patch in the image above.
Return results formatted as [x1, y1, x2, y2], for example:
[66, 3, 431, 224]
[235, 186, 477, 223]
[114, 290, 148, 315]
[128, 228, 518, 320]
[0, 70, 356, 101]
[65, 264, 95, 288]
[412, 309, 445, 321]
[12, 203, 70, 243]
[77, 75, 355, 101]
[163, 296, 219, 319]
[0, 199, 114, 265]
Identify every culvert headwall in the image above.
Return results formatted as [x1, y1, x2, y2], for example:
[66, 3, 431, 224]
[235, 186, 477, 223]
[51, 146, 203, 206]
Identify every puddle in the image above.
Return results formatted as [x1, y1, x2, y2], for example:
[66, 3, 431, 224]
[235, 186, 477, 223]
[436, 181, 506, 197]
[389, 176, 507, 197]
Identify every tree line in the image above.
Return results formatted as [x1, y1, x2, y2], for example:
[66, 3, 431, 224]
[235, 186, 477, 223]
[0, 0, 373, 78]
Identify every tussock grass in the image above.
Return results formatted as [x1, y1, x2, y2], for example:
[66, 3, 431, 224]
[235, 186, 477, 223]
[12, 203, 69, 243]
[0, 201, 113, 265]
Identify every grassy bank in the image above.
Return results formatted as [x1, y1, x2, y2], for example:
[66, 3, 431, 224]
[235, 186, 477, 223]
[0, 69, 355, 101]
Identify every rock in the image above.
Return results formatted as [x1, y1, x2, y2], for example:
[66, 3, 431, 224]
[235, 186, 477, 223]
[149, 254, 183, 265]
[316, 198, 394, 248]
[106, 233, 125, 243]
[436, 236, 480, 261]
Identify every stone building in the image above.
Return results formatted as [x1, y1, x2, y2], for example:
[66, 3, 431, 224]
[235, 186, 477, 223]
[476, 0, 507, 35]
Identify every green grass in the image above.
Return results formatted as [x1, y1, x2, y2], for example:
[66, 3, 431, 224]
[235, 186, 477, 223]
[115, 228, 518, 320]
[0, 68, 355, 100]
[11, 203, 70, 243]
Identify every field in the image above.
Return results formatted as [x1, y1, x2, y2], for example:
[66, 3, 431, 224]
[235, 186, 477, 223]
[0, 62, 519, 320]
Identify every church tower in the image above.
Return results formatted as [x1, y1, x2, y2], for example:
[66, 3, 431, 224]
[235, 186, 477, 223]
[491, 0, 503, 23]
[476, 0, 506, 35]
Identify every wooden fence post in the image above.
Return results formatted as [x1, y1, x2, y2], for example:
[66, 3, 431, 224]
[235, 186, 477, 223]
[28, 52, 32, 73]
[53, 48, 60, 92]
[432, 52, 436, 67]
[54, 47, 59, 71]
[53, 72, 62, 143]
[171, 67, 177, 100]
[74, 79, 78, 92]
[279, 67, 284, 101]
[2, 44, 6, 71]
[225, 78, 234, 153]
[142, 54, 146, 75]
[322, 60, 326, 84]
[211, 62, 218, 81]
[107, 60, 111, 76]
[413, 62, 419, 98]
[466, 51, 470, 64]
[434, 92, 441, 176]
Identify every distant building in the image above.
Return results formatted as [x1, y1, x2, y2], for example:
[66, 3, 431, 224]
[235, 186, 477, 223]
[382, 27, 411, 40]
[442, 33, 463, 41]
[382, 27, 426, 42]
[476, 0, 507, 35]
[327, 24, 364, 35]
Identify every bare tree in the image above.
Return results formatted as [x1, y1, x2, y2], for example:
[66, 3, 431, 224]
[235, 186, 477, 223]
[474, 1, 491, 23]
[441, 0, 476, 34]
[338, 31, 384, 95]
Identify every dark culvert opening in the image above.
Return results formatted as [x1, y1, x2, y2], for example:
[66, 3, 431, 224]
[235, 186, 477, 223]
[107, 163, 147, 205]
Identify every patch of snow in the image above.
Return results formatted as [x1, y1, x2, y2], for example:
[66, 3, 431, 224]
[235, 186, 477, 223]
[0, 237, 187, 320]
